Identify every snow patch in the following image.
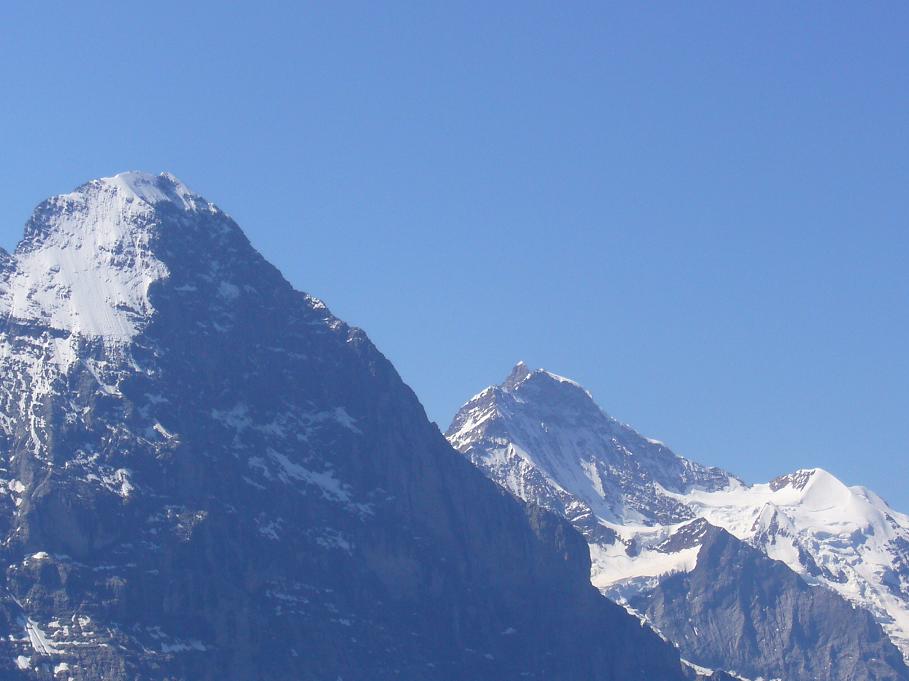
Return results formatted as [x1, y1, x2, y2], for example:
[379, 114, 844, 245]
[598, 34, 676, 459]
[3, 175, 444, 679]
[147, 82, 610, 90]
[24, 617, 59, 655]
[269, 450, 351, 502]
[0, 172, 211, 341]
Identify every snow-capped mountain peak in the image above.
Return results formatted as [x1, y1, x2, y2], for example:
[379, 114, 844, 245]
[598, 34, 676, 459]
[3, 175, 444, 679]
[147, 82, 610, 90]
[80, 171, 206, 212]
[1, 172, 224, 341]
[447, 365, 909, 669]
[502, 360, 532, 389]
[675, 466, 909, 657]
[501, 361, 591, 395]
[448, 365, 733, 528]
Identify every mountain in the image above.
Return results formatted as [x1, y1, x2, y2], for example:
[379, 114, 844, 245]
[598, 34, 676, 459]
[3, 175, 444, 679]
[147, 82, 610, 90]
[634, 524, 906, 681]
[0, 173, 691, 680]
[448, 363, 909, 680]
[447, 362, 733, 529]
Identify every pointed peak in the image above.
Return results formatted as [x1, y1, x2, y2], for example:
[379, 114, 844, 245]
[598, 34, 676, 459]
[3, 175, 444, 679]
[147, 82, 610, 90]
[502, 361, 532, 390]
[500, 362, 593, 399]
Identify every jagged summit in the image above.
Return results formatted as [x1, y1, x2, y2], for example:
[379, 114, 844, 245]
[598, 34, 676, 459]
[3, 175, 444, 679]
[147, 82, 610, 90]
[502, 362, 591, 396]
[447, 364, 733, 528]
[502, 360, 532, 389]
[0, 172, 257, 341]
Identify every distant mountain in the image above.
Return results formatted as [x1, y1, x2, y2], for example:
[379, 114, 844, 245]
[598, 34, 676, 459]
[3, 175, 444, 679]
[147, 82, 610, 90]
[0, 174, 691, 680]
[448, 363, 909, 680]
[634, 523, 906, 681]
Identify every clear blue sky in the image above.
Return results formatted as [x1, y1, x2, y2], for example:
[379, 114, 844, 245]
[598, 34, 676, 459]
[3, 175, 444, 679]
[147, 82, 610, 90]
[1, 3, 907, 507]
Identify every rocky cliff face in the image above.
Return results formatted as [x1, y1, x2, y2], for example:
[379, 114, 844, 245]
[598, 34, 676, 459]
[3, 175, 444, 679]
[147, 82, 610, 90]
[448, 363, 909, 680]
[0, 173, 688, 680]
[633, 525, 908, 681]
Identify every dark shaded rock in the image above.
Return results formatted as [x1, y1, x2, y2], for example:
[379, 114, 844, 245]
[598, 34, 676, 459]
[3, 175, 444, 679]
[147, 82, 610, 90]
[632, 526, 909, 681]
[0, 173, 687, 680]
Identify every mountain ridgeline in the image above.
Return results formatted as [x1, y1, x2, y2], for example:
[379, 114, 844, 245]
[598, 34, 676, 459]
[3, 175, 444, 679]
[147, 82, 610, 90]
[448, 363, 909, 681]
[0, 173, 694, 680]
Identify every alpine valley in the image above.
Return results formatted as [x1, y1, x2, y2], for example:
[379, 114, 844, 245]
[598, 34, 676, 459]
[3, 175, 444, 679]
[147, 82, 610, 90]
[0, 172, 703, 681]
[448, 363, 909, 681]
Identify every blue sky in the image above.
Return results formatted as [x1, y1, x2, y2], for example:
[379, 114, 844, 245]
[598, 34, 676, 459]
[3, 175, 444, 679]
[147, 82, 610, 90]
[1, 3, 907, 506]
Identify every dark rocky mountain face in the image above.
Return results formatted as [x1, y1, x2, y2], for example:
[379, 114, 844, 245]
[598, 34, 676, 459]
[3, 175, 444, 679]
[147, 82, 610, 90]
[633, 526, 909, 681]
[0, 173, 688, 680]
